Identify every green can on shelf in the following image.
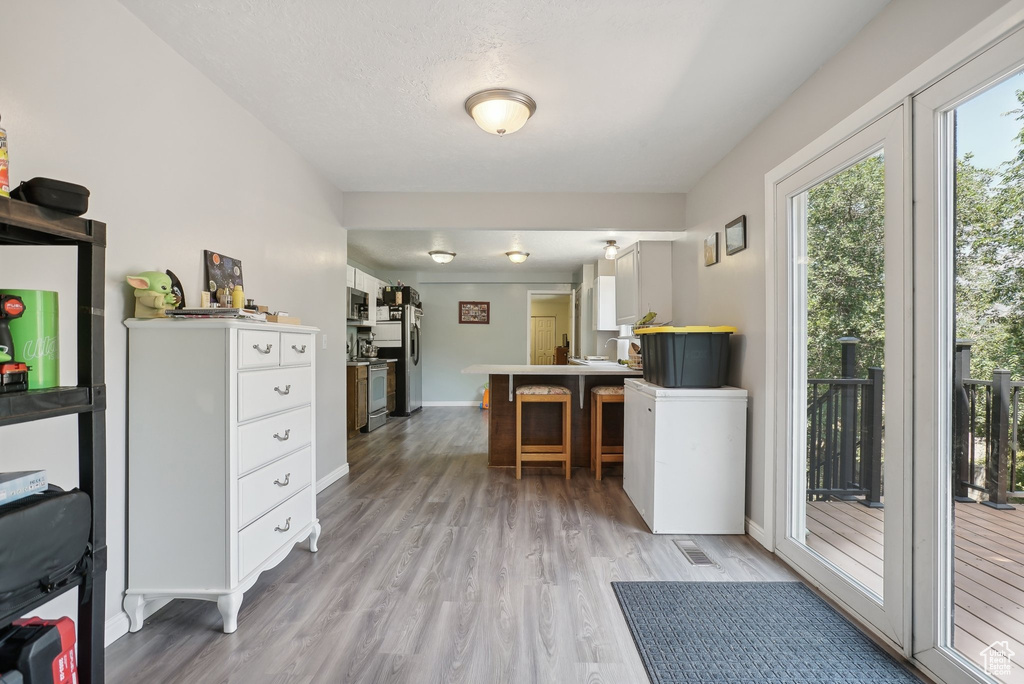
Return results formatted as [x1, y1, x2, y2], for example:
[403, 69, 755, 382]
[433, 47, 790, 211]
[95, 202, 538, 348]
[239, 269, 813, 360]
[0, 289, 59, 389]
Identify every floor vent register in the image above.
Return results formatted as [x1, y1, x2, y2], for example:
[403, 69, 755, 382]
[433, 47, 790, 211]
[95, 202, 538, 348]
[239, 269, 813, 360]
[674, 539, 716, 567]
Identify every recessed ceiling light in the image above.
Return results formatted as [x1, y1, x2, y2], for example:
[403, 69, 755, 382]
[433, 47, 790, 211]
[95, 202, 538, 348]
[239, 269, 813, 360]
[604, 240, 619, 260]
[465, 89, 537, 136]
[506, 251, 530, 264]
[429, 250, 456, 264]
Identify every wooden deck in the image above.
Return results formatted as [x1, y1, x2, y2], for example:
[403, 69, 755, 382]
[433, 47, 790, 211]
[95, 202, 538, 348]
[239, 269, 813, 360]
[807, 499, 1024, 676]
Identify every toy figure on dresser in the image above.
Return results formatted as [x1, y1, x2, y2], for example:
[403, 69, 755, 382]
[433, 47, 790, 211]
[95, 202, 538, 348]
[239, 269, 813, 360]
[126, 272, 180, 319]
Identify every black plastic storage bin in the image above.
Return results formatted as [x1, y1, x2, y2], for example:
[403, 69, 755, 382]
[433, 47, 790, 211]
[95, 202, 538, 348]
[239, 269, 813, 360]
[636, 326, 736, 388]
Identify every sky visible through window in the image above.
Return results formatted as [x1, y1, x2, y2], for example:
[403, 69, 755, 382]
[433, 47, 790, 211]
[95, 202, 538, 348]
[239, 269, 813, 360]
[956, 70, 1024, 170]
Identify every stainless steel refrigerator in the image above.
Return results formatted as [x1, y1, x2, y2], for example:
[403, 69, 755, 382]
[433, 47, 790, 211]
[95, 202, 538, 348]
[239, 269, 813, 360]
[381, 297, 422, 416]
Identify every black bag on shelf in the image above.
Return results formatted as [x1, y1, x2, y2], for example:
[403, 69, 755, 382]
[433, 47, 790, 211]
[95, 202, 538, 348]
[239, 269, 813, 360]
[9, 178, 90, 217]
[0, 486, 91, 616]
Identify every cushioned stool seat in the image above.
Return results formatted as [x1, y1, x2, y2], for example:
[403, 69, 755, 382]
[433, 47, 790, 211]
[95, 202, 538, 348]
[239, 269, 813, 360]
[515, 384, 572, 479]
[591, 385, 625, 480]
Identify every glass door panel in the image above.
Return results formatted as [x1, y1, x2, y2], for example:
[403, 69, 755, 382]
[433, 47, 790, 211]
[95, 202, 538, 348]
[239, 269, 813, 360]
[775, 106, 908, 647]
[914, 27, 1024, 681]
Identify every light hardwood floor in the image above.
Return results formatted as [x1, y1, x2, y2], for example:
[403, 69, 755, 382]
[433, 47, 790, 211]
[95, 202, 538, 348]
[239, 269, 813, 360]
[107, 407, 796, 683]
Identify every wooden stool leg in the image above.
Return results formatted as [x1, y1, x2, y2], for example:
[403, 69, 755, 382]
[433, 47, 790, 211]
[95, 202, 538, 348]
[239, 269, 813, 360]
[564, 396, 571, 480]
[590, 395, 596, 473]
[596, 395, 603, 481]
[516, 396, 523, 480]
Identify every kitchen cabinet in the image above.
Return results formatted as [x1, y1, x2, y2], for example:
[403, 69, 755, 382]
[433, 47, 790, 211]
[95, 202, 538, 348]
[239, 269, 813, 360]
[347, 364, 368, 437]
[346, 265, 355, 289]
[592, 275, 617, 330]
[351, 268, 381, 324]
[622, 378, 747, 534]
[615, 241, 673, 326]
[125, 319, 320, 634]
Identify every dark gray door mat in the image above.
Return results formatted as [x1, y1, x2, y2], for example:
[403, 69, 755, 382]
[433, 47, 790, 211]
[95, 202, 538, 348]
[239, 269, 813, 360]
[612, 582, 919, 683]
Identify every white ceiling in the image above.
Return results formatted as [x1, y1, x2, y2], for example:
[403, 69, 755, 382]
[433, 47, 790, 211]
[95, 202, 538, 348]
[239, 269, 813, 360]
[348, 230, 682, 273]
[119, 0, 889, 193]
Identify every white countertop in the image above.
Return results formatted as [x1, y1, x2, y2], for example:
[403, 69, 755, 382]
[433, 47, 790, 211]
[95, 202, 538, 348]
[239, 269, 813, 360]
[125, 317, 319, 333]
[462, 363, 642, 376]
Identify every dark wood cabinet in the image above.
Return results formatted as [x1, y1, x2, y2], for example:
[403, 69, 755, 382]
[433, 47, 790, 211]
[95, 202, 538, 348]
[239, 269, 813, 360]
[347, 365, 368, 437]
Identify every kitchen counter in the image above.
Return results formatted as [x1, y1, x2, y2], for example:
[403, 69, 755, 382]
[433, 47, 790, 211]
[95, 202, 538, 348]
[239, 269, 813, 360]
[463, 363, 641, 469]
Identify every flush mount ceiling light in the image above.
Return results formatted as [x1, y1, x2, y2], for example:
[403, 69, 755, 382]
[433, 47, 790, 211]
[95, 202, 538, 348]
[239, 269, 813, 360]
[465, 89, 537, 136]
[429, 250, 456, 264]
[604, 240, 619, 260]
[505, 251, 530, 264]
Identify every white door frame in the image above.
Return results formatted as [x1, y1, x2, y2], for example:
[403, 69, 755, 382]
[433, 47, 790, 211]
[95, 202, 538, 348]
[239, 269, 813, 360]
[770, 106, 910, 650]
[525, 290, 573, 364]
[912, 25, 1024, 683]
[762, 2, 1024, 675]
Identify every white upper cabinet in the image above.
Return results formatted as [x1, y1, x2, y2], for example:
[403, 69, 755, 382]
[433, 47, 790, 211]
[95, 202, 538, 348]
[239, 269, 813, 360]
[346, 265, 355, 289]
[593, 275, 617, 330]
[615, 241, 673, 326]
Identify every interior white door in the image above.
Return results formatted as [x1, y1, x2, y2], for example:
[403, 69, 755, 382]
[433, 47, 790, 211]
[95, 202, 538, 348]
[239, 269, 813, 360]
[772, 106, 909, 649]
[912, 25, 1024, 684]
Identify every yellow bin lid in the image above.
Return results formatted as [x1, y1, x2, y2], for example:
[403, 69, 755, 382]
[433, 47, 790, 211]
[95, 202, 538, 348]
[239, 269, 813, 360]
[634, 325, 738, 334]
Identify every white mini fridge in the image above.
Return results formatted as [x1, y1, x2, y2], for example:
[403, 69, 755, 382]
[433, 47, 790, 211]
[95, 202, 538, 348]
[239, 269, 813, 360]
[622, 378, 748, 534]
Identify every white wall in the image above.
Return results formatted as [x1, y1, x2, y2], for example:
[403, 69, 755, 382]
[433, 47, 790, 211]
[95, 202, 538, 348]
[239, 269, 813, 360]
[420, 281, 571, 403]
[343, 192, 685, 230]
[0, 0, 347, 643]
[674, 0, 1008, 539]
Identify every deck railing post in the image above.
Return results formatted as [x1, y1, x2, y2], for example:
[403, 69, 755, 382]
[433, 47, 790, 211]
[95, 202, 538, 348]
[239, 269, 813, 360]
[953, 341, 974, 502]
[838, 337, 859, 499]
[859, 367, 884, 507]
[984, 368, 1015, 509]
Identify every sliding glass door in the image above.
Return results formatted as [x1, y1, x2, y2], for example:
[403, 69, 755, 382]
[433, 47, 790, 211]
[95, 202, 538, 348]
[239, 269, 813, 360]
[773, 106, 909, 647]
[914, 26, 1024, 684]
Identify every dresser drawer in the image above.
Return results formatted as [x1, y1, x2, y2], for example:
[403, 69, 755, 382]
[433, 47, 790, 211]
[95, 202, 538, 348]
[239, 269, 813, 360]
[238, 367, 311, 422]
[238, 447, 312, 527]
[237, 406, 312, 475]
[238, 486, 312, 579]
[239, 330, 281, 369]
[281, 333, 313, 367]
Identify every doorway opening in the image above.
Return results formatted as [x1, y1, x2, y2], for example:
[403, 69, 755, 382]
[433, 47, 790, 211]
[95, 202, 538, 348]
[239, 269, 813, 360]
[527, 292, 572, 365]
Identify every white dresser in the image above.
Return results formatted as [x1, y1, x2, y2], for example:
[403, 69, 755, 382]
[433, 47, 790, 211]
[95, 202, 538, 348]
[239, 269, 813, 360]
[623, 378, 748, 534]
[124, 318, 321, 633]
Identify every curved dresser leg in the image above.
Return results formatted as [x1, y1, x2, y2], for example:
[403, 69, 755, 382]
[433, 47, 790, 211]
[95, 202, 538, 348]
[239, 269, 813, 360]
[124, 594, 146, 633]
[217, 591, 244, 634]
[309, 519, 322, 553]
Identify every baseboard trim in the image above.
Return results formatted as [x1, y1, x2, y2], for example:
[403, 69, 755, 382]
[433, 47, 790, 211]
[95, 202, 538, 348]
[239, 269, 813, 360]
[421, 401, 481, 407]
[105, 612, 130, 646]
[745, 516, 772, 551]
[317, 463, 350, 493]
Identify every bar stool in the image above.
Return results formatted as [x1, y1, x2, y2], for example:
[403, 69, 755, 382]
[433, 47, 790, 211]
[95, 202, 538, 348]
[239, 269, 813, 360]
[591, 385, 624, 480]
[515, 384, 572, 480]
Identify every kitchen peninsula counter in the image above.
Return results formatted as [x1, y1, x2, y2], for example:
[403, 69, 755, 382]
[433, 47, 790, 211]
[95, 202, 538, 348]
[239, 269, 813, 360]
[463, 363, 642, 468]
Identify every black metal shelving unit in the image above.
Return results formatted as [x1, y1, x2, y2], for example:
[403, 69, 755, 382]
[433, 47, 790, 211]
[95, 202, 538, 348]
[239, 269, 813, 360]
[0, 197, 106, 683]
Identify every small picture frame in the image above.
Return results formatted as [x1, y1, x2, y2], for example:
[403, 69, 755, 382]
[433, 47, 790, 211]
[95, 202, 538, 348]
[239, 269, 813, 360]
[725, 215, 747, 255]
[459, 301, 490, 324]
[704, 233, 719, 267]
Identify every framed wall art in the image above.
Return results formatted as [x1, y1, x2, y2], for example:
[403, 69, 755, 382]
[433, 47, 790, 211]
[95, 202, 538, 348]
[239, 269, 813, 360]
[704, 233, 719, 267]
[459, 301, 490, 324]
[725, 215, 747, 255]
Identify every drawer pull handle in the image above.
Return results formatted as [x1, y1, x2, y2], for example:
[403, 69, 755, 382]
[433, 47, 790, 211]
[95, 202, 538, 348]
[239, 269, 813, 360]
[253, 343, 274, 355]
[274, 384, 292, 395]
[274, 517, 292, 533]
[274, 473, 291, 487]
[292, 344, 307, 353]
[273, 429, 291, 442]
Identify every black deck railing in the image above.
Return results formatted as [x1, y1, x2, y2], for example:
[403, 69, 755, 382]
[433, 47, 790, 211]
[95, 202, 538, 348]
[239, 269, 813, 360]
[954, 340, 1023, 509]
[807, 338, 883, 507]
